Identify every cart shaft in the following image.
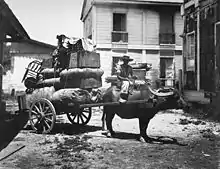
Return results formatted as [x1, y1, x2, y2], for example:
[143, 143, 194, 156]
[79, 100, 150, 108]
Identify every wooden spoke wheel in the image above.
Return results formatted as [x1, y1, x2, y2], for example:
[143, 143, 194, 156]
[29, 98, 56, 134]
[66, 107, 92, 125]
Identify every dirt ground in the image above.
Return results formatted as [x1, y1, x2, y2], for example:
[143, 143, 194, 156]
[1, 105, 220, 169]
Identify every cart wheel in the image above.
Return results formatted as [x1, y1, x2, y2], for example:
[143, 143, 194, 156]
[29, 98, 56, 134]
[66, 107, 92, 125]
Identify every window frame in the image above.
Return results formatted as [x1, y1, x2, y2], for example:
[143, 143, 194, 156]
[112, 13, 127, 32]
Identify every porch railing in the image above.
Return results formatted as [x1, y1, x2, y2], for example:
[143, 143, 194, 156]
[159, 33, 175, 44]
[112, 31, 128, 43]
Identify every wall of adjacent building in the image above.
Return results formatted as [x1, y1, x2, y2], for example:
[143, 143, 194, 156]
[3, 42, 54, 93]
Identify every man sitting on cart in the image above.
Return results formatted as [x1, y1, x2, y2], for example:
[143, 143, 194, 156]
[117, 55, 136, 103]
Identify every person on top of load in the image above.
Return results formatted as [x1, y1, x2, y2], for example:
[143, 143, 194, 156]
[53, 34, 68, 70]
[117, 55, 136, 103]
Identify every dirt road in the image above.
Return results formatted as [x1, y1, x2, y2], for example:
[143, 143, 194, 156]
[1, 108, 220, 169]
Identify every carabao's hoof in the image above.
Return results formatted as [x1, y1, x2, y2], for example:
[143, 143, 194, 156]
[139, 136, 153, 143]
[139, 136, 146, 143]
[106, 130, 116, 138]
[106, 131, 112, 138]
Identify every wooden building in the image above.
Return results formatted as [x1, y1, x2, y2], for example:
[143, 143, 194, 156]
[182, 0, 220, 104]
[81, 0, 184, 88]
[0, 0, 30, 113]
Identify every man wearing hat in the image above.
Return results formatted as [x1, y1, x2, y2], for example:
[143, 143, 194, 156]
[117, 55, 134, 103]
[53, 34, 68, 70]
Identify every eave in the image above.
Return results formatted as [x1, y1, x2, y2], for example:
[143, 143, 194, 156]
[0, 0, 30, 41]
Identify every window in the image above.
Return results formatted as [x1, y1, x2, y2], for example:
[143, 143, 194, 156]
[112, 13, 128, 43]
[186, 32, 195, 71]
[113, 13, 126, 31]
[160, 58, 174, 78]
[159, 9, 175, 44]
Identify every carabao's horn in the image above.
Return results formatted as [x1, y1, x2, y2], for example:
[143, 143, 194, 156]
[148, 86, 174, 97]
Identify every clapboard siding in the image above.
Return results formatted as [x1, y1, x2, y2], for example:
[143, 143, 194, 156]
[145, 10, 159, 45]
[127, 8, 143, 45]
[84, 12, 92, 38]
[174, 11, 184, 46]
[96, 5, 112, 44]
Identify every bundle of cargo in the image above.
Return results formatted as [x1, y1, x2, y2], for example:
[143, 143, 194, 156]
[23, 36, 104, 110]
[36, 78, 62, 89]
[26, 86, 95, 107]
[130, 62, 152, 71]
[32, 37, 103, 90]
[59, 68, 103, 89]
[40, 68, 60, 79]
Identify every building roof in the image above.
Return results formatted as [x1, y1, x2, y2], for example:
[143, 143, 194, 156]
[93, 0, 183, 5]
[81, 0, 183, 20]
[0, 0, 30, 41]
[100, 0, 183, 3]
[23, 39, 56, 49]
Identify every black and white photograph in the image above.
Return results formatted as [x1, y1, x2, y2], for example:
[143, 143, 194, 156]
[0, 0, 220, 168]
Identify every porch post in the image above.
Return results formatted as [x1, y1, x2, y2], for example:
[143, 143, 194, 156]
[197, 7, 200, 91]
[0, 36, 3, 113]
[0, 13, 6, 113]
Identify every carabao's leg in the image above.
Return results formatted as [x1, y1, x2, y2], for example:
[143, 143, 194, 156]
[105, 107, 116, 137]
[138, 118, 152, 143]
[101, 107, 106, 131]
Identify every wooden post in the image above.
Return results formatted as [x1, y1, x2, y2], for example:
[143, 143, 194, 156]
[0, 16, 6, 114]
[0, 38, 4, 113]
[197, 6, 200, 91]
[178, 69, 183, 93]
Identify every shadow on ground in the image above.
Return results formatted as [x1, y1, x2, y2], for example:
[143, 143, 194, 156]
[102, 131, 187, 146]
[24, 122, 102, 135]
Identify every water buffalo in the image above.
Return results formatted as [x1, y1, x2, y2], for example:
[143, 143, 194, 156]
[101, 84, 187, 142]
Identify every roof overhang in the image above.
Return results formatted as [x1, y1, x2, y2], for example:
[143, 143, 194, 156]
[93, 0, 183, 6]
[81, 0, 183, 21]
[23, 39, 56, 49]
[0, 0, 30, 42]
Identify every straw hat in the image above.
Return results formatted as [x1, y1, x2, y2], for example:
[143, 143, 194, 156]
[121, 55, 133, 62]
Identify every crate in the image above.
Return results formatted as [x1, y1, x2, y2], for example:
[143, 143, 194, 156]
[69, 51, 100, 68]
[69, 52, 78, 68]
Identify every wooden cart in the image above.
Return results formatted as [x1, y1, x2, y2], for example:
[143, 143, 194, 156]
[28, 97, 150, 134]
[22, 37, 152, 134]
